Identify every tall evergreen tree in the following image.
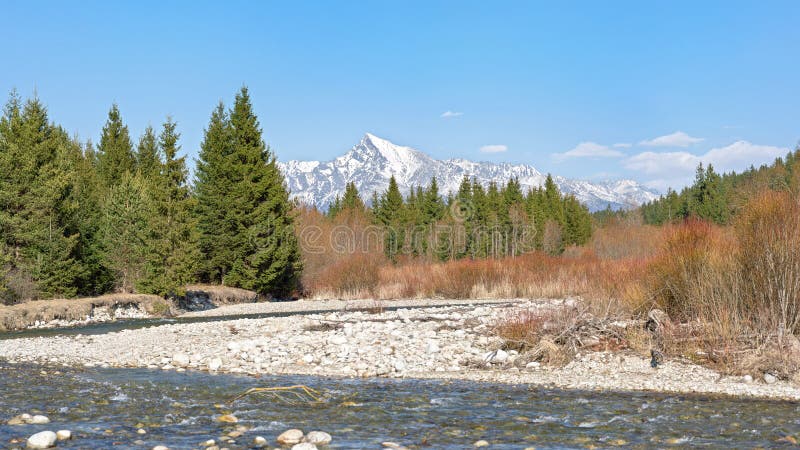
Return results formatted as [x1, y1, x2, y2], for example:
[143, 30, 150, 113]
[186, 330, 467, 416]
[96, 104, 135, 187]
[195, 88, 302, 296]
[137, 118, 199, 296]
[135, 125, 161, 180]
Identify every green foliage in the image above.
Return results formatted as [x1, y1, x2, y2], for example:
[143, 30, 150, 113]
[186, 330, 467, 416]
[195, 87, 301, 297]
[362, 173, 593, 261]
[136, 118, 199, 297]
[641, 150, 800, 225]
[96, 104, 135, 187]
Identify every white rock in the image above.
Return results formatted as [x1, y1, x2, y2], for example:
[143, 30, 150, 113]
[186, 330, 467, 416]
[172, 353, 190, 367]
[764, 373, 778, 384]
[425, 341, 440, 354]
[328, 335, 347, 346]
[29, 415, 50, 424]
[305, 430, 332, 445]
[277, 429, 304, 445]
[253, 435, 267, 447]
[227, 342, 241, 352]
[302, 354, 314, 364]
[56, 430, 71, 441]
[394, 359, 407, 372]
[27, 431, 57, 449]
[483, 349, 508, 364]
[208, 357, 222, 371]
[152, 446, 169, 450]
[526, 361, 540, 369]
[292, 444, 318, 450]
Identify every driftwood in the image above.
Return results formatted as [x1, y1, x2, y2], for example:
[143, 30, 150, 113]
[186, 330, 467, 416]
[232, 385, 325, 405]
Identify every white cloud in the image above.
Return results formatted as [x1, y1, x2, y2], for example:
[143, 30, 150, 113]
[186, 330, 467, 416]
[553, 141, 624, 161]
[440, 110, 463, 118]
[639, 131, 704, 147]
[624, 140, 789, 189]
[480, 144, 507, 153]
[613, 142, 632, 148]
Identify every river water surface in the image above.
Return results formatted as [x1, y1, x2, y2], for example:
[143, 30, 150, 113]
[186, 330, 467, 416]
[2, 362, 800, 449]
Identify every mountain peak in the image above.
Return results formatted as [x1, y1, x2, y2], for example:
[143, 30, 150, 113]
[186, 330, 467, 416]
[279, 134, 659, 211]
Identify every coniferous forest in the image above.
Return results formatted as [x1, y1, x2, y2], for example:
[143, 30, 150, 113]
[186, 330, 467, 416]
[0, 87, 301, 304]
[0, 87, 595, 305]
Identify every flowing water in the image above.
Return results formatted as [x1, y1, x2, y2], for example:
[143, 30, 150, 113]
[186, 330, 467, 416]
[1, 363, 799, 449]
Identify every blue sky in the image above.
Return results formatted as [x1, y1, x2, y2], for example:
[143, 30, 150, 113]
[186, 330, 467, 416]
[2, 1, 798, 191]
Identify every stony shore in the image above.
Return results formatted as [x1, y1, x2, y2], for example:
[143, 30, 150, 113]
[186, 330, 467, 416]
[2, 299, 800, 400]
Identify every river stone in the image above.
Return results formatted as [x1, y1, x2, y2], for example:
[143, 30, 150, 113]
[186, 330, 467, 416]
[253, 436, 267, 447]
[7, 413, 31, 425]
[29, 415, 50, 424]
[152, 446, 169, 450]
[382, 443, 409, 450]
[55, 430, 71, 441]
[328, 335, 347, 345]
[291, 444, 317, 450]
[305, 431, 332, 445]
[172, 353, 190, 367]
[216, 414, 238, 423]
[277, 429, 304, 445]
[474, 440, 490, 447]
[27, 431, 57, 449]
[208, 357, 222, 371]
[764, 373, 778, 384]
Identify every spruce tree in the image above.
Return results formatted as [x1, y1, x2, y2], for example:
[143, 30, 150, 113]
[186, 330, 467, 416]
[96, 104, 135, 187]
[375, 175, 405, 261]
[137, 118, 199, 296]
[196, 88, 302, 296]
[195, 102, 235, 283]
[135, 125, 161, 180]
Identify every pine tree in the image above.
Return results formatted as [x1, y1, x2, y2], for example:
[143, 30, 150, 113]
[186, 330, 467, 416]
[96, 104, 135, 187]
[196, 88, 302, 296]
[137, 118, 199, 296]
[100, 172, 151, 293]
[135, 125, 161, 180]
[195, 102, 235, 283]
[0, 94, 87, 299]
[375, 175, 405, 260]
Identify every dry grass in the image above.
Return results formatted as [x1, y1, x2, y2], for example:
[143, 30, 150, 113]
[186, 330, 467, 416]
[0, 293, 167, 331]
[185, 284, 260, 304]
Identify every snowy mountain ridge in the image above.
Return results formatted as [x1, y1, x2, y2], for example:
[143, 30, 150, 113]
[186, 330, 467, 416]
[278, 133, 660, 212]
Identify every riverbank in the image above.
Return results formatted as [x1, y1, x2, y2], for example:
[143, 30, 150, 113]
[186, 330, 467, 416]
[0, 285, 263, 331]
[2, 299, 800, 401]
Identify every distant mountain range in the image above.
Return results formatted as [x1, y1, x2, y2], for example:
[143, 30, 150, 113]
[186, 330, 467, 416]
[278, 133, 660, 212]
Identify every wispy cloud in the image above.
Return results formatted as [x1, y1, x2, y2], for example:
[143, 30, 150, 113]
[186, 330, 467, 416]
[613, 142, 632, 148]
[480, 144, 507, 153]
[553, 141, 624, 161]
[624, 140, 788, 190]
[639, 131, 704, 147]
[440, 110, 463, 119]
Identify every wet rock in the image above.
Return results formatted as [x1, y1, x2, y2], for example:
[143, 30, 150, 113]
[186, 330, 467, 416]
[474, 440, 490, 447]
[7, 413, 32, 425]
[137, 428, 147, 435]
[277, 429, 304, 445]
[291, 444, 318, 450]
[152, 446, 169, 450]
[305, 431, 332, 445]
[27, 431, 57, 449]
[201, 439, 216, 447]
[252, 436, 267, 447]
[55, 430, 71, 441]
[382, 442, 409, 450]
[29, 415, 50, 424]
[216, 414, 238, 423]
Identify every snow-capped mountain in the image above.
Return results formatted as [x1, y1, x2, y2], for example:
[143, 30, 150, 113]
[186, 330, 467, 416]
[278, 133, 659, 212]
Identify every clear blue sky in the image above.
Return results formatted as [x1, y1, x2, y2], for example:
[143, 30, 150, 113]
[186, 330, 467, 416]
[2, 1, 798, 191]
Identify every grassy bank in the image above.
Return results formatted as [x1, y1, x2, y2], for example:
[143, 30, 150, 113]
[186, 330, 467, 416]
[0, 285, 261, 331]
